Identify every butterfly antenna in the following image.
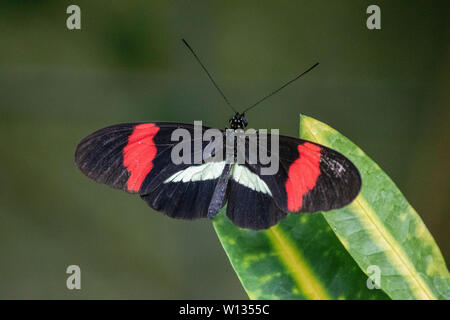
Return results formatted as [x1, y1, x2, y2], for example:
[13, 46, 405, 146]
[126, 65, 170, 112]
[182, 39, 237, 113]
[242, 62, 319, 114]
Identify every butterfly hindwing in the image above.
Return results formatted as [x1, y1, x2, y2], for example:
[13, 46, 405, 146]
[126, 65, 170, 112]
[140, 161, 229, 220]
[226, 164, 287, 230]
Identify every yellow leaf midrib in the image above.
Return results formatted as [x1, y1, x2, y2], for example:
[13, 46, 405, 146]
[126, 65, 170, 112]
[267, 226, 330, 300]
[354, 197, 435, 300]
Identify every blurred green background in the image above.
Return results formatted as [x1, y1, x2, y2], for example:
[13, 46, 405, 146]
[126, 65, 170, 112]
[0, 1, 448, 299]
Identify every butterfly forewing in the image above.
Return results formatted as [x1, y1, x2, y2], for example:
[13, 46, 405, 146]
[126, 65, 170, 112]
[75, 122, 230, 219]
[244, 133, 361, 215]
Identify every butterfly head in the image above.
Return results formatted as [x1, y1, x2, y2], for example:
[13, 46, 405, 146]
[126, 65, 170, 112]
[229, 112, 248, 130]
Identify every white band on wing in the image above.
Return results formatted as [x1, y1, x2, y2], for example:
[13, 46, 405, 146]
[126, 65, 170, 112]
[163, 162, 272, 197]
[232, 164, 272, 196]
[164, 161, 226, 183]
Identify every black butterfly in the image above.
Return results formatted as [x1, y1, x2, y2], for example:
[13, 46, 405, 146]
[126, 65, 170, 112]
[75, 40, 361, 230]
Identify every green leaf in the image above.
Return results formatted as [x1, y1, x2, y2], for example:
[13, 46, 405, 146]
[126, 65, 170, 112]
[299, 114, 450, 300]
[214, 211, 388, 299]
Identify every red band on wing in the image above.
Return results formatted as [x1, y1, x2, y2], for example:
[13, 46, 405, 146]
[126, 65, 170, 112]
[286, 142, 322, 211]
[123, 123, 160, 192]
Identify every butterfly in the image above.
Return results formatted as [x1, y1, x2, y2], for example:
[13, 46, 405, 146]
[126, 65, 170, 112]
[74, 40, 361, 230]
